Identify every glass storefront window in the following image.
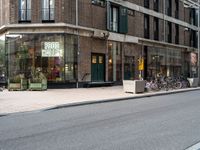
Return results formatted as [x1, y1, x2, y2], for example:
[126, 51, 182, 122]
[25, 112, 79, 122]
[6, 33, 77, 83]
[147, 47, 185, 78]
[108, 41, 122, 81]
[124, 56, 135, 80]
[0, 34, 6, 85]
[65, 35, 77, 82]
[189, 52, 198, 78]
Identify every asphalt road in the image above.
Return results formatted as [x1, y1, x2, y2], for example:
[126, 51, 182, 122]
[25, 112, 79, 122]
[1, 91, 200, 150]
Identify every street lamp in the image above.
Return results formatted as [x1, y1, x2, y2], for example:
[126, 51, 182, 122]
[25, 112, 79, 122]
[181, 0, 200, 85]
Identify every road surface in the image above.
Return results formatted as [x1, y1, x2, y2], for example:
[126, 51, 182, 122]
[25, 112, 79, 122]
[0, 90, 200, 150]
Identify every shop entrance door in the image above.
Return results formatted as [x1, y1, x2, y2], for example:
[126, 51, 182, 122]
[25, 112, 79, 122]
[91, 53, 105, 82]
[124, 56, 135, 80]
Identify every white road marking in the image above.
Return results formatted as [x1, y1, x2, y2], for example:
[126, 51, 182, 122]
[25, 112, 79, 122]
[186, 142, 200, 150]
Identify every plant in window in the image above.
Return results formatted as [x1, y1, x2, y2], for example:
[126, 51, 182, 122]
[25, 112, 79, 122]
[8, 74, 28, 91]
[29, 67, 47, 90]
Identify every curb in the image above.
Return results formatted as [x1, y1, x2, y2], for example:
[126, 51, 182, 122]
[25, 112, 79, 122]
[44, 87, 200, 111]
[1, 87, 200, 118]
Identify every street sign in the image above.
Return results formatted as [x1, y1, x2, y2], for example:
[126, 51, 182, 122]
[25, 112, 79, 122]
[138, 57, 144, 71]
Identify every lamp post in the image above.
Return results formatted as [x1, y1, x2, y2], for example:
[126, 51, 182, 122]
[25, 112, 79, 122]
[181, 0, 200, 85]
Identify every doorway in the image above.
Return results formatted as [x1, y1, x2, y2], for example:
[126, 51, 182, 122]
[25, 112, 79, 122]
[91, 53, 105, 82]
[124, 56, 135, 80]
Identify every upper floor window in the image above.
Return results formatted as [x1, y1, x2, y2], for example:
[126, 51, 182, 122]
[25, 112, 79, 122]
[153, 0, 159, 12]
[110, 5, 119, 32]
[190, 30, 197, 48]
[165, 0, 172, 16]
[154, 17, 159, 40]
[175, 24, 179, 44]
[144, 15, 149, 39]
[107, 2, 128, 34]
[167, 22, 172, 43]
[92, 0, 105, 7]
[42, 0, 55, 22]
[19, 0, 31, 22]
[144, 0, 149, 8]
[175, 0, 179, 19]
[190, 8, 198, 26]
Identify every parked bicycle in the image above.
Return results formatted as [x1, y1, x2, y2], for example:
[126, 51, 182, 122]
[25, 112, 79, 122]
[145, 75, 190, 92]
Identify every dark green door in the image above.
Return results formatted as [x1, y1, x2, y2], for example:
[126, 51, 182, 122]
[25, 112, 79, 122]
[91, 54, 105, 82]
[124, 56, 135, 80]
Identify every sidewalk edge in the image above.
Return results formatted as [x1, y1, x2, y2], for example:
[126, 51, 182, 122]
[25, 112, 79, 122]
[1, 87, 200, 117]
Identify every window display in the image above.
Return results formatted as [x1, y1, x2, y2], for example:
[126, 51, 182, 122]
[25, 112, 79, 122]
[147, 47, 186, 78]
[6, 33, 77, 83]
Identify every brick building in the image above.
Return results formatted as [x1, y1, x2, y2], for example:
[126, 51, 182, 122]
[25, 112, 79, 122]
[0, 0, 198, 88]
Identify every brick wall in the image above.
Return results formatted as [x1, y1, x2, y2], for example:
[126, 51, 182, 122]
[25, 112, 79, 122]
[64, 0, 76, 24]
[79, 36, 107, 81]
[0, 0, 195, 49]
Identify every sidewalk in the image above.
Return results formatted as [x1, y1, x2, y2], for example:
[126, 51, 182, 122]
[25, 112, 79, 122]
[0, 86, 200, 116]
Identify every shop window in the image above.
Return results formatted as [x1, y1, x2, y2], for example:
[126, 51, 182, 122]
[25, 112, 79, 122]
[108, 41, 122, 82]
[0, 36, 5, 85]
[124, 56, 135, 80]
[6, 34, 65, 82]
[41, 0, 55, 22]
[6, 34, 78, 83]
[65, 35, 78, 82]
[147, 48, 183, 78]
[92, 0, 105, 7]
[19, 0, 31, 22]
[107, 2, 128, 34]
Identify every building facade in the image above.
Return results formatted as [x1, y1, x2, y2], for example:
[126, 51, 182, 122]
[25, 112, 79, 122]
[0, 0, 199, 88]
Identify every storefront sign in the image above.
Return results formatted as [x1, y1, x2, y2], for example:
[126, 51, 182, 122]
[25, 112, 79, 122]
[42, 42, 63, 57]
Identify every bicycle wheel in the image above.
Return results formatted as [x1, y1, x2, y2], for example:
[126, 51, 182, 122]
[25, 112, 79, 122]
[150, 83, 160, 91]
[174, 82, 182, 89]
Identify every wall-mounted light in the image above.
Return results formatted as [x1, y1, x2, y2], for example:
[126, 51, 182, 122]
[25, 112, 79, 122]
[109, 58, 112, 64]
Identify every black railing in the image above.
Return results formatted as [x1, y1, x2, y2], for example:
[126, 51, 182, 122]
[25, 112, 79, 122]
[41, 8, 55, 22]
[19, 9, 31, 22]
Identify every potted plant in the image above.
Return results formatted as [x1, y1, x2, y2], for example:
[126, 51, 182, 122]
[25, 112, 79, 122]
[28, 70, 47, 91]
[8, 74, 27, 91]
